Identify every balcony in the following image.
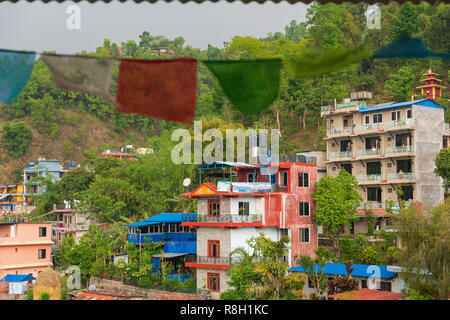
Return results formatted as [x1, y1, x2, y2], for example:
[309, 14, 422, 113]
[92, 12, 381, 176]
[196, 214, 262, 223]
[383, 118, 413, 131]
[387, 172, 416, 182]
[358, 202, 386, 211]
[385, 146, 415, 155]
[356, 174, 383, 184]
[326, 127, 354, 137]
[356, 149, 382, 157]
[321, 101, 366, 117]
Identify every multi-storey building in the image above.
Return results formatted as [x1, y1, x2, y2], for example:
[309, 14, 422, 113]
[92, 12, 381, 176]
[0, 222, 53, 291]
[50, 207, 97, 244]
[23, 159, 67, 198]
[180, 159, 318, 299]
[321, 98, 448, 234]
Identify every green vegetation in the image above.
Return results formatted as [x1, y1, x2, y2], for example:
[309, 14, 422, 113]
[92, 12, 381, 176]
[434, 148, 450, 197]
[312, 169, 362, 256]
[396, 200, 449, 300]
[39, 292, 50, 300]
[1, 122, 33, 159]
[221, 233, 306, 300]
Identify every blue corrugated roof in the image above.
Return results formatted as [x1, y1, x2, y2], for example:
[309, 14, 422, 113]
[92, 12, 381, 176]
[289, 263, 397, 279]
[0, 274, 35, 282]
[359, 99, 443, 113]
[126, 213, 197, 227]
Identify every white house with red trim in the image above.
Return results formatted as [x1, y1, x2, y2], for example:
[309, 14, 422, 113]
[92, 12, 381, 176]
[181, 160, 318, 299]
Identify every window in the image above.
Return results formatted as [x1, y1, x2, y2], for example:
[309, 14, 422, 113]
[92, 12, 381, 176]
[380, 281, 392, 292]
[208, 199, 220, 217]
[365, 136, 381, 150]
[39, 227, 47, 237]
[300, 228, 310, 243]
[238, 202, 249, 215]
[364, 115, 370, 125]
[400, 186, 414, 201]
[280, 171, 288, 186]
[373, 113, 382, 123]
[170, 223, 176, 233]
[299, 202, 310, 216]
[207, 273, 220, 292]
[367, 187, 382, 202]
[298, 172, 309, 187]
[342, 164, 352, 174]
[366, 161, 381, 175]
[391, 110, 401, 121]
[361, 280, 368, 289]
[38, 249, 46, 259]
[207, 240, 220, 258]
[406, 109, 412, 119]
[349, 222, 355, 235]
[397, 159, 412, 173]
[248, 173, 257, 182]
[340, 140, 352, 152]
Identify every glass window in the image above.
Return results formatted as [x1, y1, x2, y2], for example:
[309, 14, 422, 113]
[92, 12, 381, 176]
[208, 240, 220, 258]
[391, 110, 401, 121]
[280, 171, 288, 186]
[39, 227, 47, 237]
[238, 202, 249, 215]
[299, 202, 310, 216]
[367, 162, 381, 175]
[208, 273, 220, 292]
[208, 199, 220, 217]
[298, 172, 309, 187]
[373, 113, 382, 123]
[367, 187, 382, 202]
[38, 249, 46, 259]
[365, 115, 370, 124]
[300, 228, 310, 243]
[406, 109, 412, 119]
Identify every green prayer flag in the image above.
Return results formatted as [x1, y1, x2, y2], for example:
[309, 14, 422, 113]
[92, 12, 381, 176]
[287, 40, 375, 79]
[202, 59, 281, 114]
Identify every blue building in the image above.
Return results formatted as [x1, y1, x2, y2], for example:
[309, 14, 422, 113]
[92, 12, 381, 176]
[127, 213, 197, 274]
[23, 159, 66, 196]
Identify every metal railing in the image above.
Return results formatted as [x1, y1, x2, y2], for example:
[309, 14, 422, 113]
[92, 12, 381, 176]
[196, 256, 243, 265]
[358, 202, 386, 210]
[196, 214, 262, 223]
[387, 173, 416, 180]
[127, 232, 197, 243]
[356, 149, 382, 157]
[354, 123, 383, 132]
[356, 174, 382, 182]
[329, 151, 354, 159]
[384, 118, 413, 129]
[385, 146, 415, 154]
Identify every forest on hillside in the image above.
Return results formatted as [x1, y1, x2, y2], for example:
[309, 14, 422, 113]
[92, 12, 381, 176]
[0, 2, 449, 185]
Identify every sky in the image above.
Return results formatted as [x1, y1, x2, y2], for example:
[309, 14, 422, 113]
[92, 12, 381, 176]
[0, 1, 309, 54]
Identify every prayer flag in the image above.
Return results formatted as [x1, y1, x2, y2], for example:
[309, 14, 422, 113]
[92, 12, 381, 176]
[372, 37, 450, 59]
[287, 41, 374, 79]
[0, 49, 36, 103]
[42, 54, 115, 103]
[203, 59, 281, 114]
[115, 58, 197, 125]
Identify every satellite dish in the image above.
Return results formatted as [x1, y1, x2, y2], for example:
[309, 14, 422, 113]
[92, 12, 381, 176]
[182, 178, 191, 187]
[88, 284, 96, 291]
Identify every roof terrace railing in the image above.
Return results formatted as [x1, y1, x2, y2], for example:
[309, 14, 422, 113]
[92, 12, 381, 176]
[329, 151, 354, 159]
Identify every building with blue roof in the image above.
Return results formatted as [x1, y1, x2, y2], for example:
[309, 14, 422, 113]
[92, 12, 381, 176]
[321, 93, 449, 235]
[126, 213, 197, 274]
[289, 263, 406, 297]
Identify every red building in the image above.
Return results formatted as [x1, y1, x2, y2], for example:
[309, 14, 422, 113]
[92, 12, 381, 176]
[180, 160, 318, 298]
[414, 69, 446, 100]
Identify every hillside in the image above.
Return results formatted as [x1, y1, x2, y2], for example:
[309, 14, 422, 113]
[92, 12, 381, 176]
[0, 108, 149, 184]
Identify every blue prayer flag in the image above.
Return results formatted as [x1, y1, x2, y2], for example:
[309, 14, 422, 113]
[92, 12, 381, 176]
[0, 49, 36, 103]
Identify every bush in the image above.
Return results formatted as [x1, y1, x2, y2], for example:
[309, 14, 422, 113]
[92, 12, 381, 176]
[1, 122, 33, 159]
[360, 246, 382, 265]
[40, 292, 50, 300]
[26, 288, 33, 300]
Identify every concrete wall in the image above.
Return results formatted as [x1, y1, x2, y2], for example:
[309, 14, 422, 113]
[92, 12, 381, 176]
[414, 105, 445, 208]
[89, 277, 202, 300]
[196, 269, 230, 300]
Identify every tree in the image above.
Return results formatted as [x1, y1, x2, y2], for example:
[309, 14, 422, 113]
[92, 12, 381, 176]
[284, 20, 307, 43]
[327, 261, 358, 295]
[221, 234, 306, 300]
[312, 169, 362, 256]
[434, 147, 450, 198]
[1, 122, 33, 159]
[384, 66, 415, 102]
[396, 200, 449, 300]
[295, 254, 327, 299]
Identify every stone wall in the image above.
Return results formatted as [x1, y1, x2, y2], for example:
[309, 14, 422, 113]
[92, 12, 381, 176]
[89, 277, 203, 300]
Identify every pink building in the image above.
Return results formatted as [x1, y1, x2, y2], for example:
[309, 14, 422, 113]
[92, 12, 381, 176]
[0, 223, 53, 292]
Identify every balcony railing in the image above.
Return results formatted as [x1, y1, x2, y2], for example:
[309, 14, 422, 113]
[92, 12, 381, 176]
[327, 127, 353, 136]
[358, 202, 386, 210]
[329, 151, 354, 159]
[196, 214, 262, 223]
[356, 149, 382, 157]
[387, 173, 416, 180]
[196, 256, 243, 265]
[385, 146, 414, 154]
[384, 119, 413, 129]
[446, 123, 449, 130]
[128, 232, 197, 244]
[356, 174, 382, 182]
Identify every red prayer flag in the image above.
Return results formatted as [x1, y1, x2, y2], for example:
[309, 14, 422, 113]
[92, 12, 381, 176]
[115, 58, 197, 125]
